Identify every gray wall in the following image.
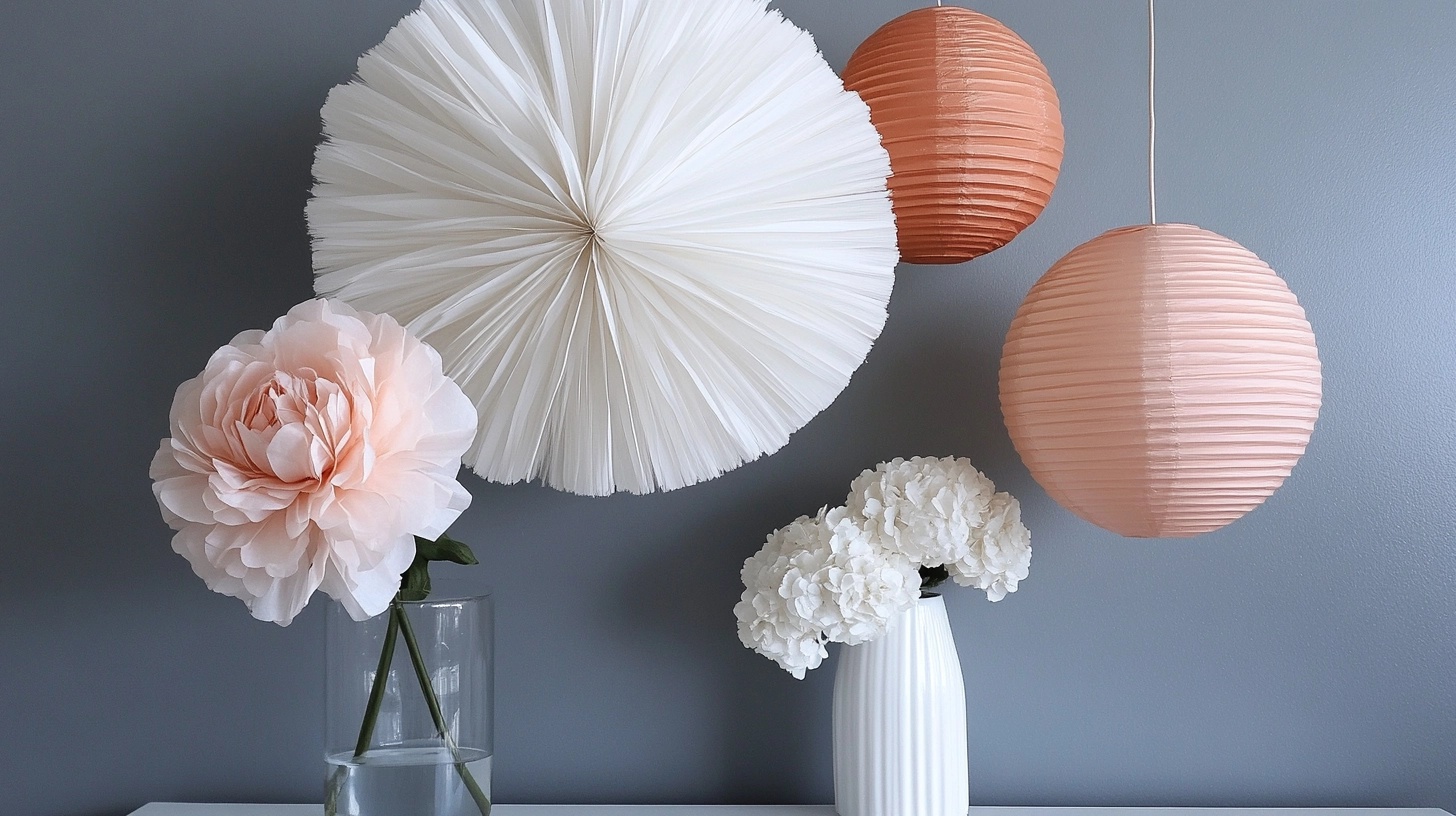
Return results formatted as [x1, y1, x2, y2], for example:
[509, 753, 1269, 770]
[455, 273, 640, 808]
[4, 2, 1453, 814]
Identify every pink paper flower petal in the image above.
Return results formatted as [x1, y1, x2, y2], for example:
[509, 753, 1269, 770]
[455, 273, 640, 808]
[151, 298, 477, 625]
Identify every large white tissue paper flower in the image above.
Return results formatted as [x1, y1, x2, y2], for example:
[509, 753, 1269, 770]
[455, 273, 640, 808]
[309, 0, 897, 497]
[847, 456, 1031, 602]
[150, 299, 477, 625]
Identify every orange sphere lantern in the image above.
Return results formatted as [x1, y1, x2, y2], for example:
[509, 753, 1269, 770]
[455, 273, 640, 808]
[998, 224, 1322, 538]
[843, 6, 1064, 265]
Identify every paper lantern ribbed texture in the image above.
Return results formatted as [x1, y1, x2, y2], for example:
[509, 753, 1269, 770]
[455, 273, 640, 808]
[999, 224, 1322, 538]
[842, 6, 1064, 265]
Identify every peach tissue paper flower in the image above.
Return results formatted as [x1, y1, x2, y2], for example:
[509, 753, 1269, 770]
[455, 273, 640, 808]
[150, 298, 477, 626]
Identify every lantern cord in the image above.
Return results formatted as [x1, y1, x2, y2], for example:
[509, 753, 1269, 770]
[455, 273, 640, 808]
[1148, 0, 1157, 224]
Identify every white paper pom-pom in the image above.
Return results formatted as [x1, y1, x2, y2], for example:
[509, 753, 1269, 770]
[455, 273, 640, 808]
[309, 0, 898, 495]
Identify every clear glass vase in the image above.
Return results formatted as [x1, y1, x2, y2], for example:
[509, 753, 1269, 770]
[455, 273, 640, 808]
[325, 595, 494, 816]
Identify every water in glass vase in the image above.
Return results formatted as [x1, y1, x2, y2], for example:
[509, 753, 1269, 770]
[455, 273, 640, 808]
[326, 743, 492, 816]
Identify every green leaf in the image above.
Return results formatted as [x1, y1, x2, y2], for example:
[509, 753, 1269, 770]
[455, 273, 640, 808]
[396, 533, 478, 603]
[413, 533, 479, 566]
[396, 533, 480, 603]
[399, 557, 432, 602]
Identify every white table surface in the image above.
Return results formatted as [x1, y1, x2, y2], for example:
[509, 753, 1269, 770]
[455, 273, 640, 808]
[128, 806, 1455, 816]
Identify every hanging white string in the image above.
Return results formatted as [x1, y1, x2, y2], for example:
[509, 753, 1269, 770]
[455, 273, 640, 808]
[1148, 0, 1157, 224]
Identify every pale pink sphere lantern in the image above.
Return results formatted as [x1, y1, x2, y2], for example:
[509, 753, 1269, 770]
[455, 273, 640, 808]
[999, 223, 1322, 538]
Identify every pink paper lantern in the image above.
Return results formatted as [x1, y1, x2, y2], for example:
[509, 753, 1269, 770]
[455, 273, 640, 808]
[999, 223, 1322, 538]
[841, 6, 1064, 265]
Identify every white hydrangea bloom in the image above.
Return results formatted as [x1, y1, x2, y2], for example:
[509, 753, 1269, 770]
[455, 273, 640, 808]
[736, 456, 1032, 677]
[734, 507, 920, 677]
[847, 456, 994, 566]
[814, 507, 921, 645]
[949, 492, 1032, 602]
[846, 456, 1031, 602]
[734, 514, 830, 679]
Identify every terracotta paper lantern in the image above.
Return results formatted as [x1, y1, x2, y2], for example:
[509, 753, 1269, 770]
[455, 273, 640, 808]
[843, 6, 1064, 265]
[999, 223, 1322, 538]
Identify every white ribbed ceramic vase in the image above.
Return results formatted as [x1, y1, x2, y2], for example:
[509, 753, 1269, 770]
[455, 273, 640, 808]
[832, 595, 969, 816]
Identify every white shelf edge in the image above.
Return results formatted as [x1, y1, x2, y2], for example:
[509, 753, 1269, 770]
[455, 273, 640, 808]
[127, 804, 1455, 816]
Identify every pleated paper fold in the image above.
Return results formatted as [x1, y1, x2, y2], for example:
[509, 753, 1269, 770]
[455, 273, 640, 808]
[309, 0, 898, 495]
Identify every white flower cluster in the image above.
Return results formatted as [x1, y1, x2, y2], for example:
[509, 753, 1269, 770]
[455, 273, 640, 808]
[735, 508, 920, 678]
[735, 456, 1032, 677]
[849, 457, 1032, 602]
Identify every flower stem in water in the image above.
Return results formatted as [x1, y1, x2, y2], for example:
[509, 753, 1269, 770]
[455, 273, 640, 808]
[392, 600, 492, 816]
[352, 611, 400, 758]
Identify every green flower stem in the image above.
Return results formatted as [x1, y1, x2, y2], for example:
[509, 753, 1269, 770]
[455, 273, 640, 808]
[392, 600, 492, 816]
[352, 611, 400, 758]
